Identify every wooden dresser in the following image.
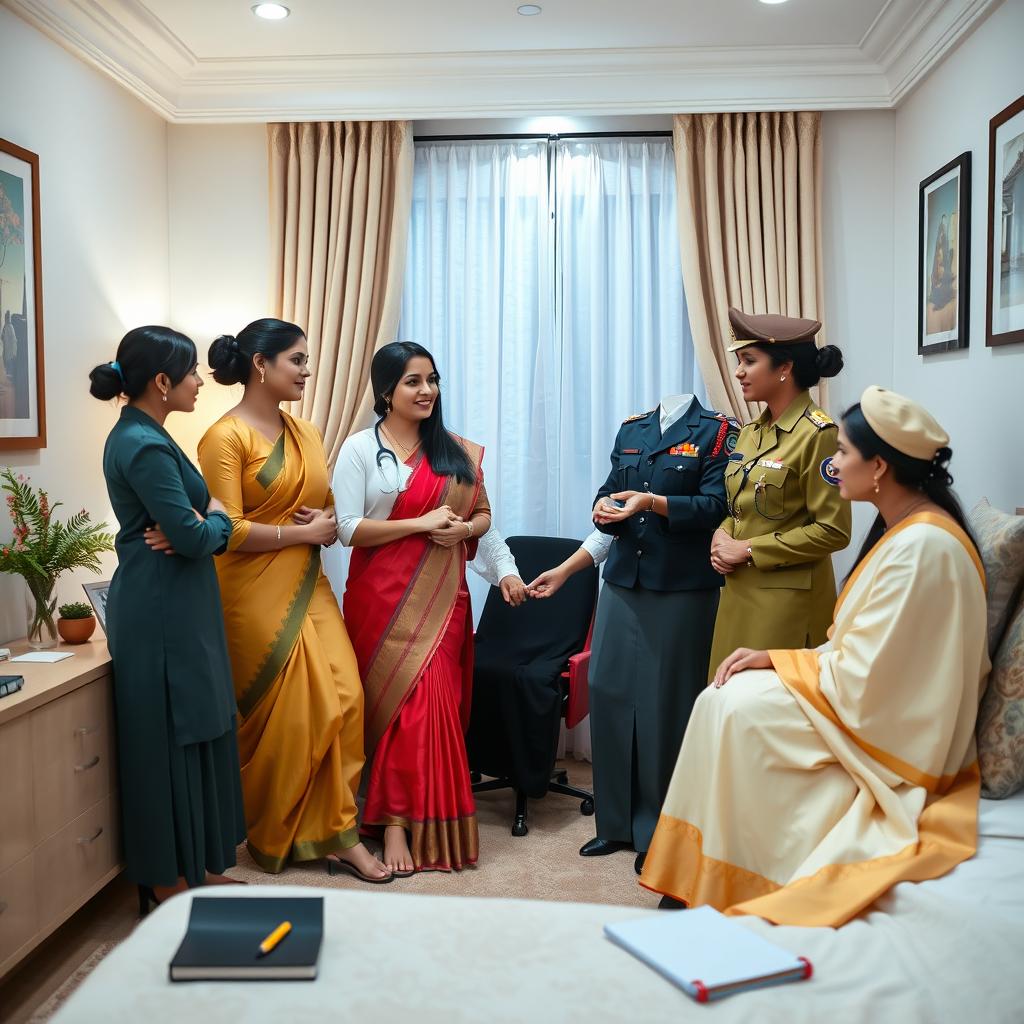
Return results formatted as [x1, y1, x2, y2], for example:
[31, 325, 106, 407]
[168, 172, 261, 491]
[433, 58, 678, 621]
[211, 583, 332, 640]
[0, 639, 121, 978]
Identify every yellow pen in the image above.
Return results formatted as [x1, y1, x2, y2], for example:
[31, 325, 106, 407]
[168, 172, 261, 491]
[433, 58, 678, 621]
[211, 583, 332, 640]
[256, 920, 292, 958]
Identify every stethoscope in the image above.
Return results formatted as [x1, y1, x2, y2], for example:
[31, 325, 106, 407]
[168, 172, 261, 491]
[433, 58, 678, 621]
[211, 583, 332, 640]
[374, 418, 406, 494]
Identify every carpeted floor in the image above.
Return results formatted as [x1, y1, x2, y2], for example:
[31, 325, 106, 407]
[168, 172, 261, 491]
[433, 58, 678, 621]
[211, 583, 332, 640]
[229, 761, 660, 909]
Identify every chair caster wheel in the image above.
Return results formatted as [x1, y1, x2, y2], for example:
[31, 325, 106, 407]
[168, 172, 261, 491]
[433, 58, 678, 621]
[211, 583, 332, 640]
[581, 798, 595, 816]
[554, 770, 568, 785]
[512, 817, 528, 837]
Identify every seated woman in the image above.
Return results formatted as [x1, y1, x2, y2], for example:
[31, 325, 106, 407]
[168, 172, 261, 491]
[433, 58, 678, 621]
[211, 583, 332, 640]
[639, 386, 990, 927]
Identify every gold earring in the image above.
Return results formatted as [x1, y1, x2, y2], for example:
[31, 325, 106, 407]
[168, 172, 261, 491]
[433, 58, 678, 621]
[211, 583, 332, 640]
[385, 397, 392, 412]
[161, 393, 168, 402]
[259, 367, 266, 385]
[874, 479, 880, 494]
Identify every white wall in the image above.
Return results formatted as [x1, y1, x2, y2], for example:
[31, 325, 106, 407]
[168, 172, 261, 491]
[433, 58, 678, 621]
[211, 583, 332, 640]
[891, 0, 1024, 516]
[820, 109, 897, 572]
[0, 7, 169, 642]
[166, 124, 270, 460]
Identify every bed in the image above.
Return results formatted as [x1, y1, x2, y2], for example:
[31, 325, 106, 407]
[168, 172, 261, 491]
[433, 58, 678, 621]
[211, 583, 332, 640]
[55, 790, 1024, 1023]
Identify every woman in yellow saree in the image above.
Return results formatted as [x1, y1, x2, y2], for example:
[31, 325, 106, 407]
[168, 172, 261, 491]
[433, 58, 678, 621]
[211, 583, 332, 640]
[198, 318, 391, 883]
[640, 386, 989, 925]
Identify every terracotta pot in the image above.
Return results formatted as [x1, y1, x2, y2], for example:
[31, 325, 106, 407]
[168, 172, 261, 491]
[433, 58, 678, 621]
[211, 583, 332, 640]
[57, 616, 97, 644]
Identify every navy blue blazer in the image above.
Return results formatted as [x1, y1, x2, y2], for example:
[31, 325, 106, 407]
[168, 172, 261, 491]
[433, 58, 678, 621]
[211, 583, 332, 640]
[594, 399, 739, 592]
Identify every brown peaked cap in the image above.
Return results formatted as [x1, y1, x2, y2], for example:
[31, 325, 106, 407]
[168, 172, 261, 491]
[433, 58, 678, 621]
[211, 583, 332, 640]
[727, 307, 821, 352]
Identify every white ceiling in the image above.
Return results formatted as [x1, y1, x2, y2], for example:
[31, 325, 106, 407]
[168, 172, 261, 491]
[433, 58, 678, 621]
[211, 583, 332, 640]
[2, 0, 1002, 122]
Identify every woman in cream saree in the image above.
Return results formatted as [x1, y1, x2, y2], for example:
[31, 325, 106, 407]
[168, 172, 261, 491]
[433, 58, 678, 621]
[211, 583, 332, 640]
[199, 318, 390, 882]
[640, 387, 990, 926]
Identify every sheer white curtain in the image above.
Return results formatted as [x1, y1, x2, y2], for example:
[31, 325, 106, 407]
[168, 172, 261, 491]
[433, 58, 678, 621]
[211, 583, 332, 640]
[400, 135, 702, 760]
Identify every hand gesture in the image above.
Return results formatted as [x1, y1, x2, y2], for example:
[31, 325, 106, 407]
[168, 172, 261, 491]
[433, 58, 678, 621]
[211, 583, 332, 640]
[525, 567, 567, 600]
[499, 575, 528, 606]
[304, 508, 339, 547]
[419, 505, 459, 534]
[592, 490, 648, 525]
[710, 528, 749, 575]
[711, 648, 772, 688]
[292, 505, 322, 526]
[144, 524, 176, 556]
[429, 519, 469, 548]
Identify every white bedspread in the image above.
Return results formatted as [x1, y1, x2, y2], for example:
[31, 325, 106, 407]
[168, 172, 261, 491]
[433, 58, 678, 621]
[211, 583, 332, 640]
[55, 793, 1024, 1024]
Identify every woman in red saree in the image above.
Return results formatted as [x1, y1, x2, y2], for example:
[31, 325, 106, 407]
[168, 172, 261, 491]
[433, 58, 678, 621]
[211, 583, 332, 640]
[334, 342, 491, 874]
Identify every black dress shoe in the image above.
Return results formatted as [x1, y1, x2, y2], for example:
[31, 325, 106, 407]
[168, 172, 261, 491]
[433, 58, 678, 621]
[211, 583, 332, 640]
[658, 894, 686, 911]
[634, 852, 646, 875]
[579, 837, 630, 857]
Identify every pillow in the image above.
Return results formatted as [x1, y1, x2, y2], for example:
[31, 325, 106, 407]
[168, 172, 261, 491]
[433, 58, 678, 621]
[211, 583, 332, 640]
[968, 498, 1024, 654]
[978, 592, 1024, 799]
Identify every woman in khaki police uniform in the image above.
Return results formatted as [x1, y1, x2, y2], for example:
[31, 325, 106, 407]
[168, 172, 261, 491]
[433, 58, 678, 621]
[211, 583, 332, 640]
[707, 307, 851, 675]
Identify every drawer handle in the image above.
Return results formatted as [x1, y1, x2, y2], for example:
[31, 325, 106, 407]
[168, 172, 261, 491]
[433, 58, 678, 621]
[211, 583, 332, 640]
[77, 826, 104, 845]
[75, 725, 100, 737]
[74, 755, 101, 773]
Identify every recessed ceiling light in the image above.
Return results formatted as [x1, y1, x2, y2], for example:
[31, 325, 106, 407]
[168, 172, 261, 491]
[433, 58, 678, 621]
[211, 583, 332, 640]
[252, 3, 290, 20]
[518, 4, 542, 15]
[758, 0, 790, 5]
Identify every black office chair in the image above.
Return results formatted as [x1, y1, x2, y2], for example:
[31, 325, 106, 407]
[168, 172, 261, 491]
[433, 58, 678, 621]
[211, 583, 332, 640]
[467, 536, 598, 836]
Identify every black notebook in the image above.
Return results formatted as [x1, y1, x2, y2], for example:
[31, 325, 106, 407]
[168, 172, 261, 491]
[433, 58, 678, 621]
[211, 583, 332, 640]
[169, 896, 324, 982]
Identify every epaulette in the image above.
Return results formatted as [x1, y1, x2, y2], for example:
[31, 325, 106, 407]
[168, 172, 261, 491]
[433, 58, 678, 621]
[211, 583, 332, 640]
[806, 408, 836, 431]
[622, 410, 655, 423]
[713, 412, 742, 429]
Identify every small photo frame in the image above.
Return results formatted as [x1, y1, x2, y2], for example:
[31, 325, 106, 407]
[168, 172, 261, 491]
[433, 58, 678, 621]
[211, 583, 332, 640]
[987, 94, 1024, 347]
[82, 580, 111, 633]
[918, 151, 971, 354]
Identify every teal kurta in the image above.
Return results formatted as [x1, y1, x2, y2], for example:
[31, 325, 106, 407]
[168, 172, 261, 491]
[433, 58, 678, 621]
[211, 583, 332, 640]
[103, 405, 245, 887]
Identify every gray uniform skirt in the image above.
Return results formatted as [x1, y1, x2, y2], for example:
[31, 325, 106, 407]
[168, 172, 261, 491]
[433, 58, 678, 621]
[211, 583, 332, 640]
[588, 582, 719, 852]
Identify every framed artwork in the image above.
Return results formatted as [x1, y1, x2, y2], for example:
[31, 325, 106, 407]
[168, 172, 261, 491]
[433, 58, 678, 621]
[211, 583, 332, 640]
[918, 151, 971, 354]
[82, 580, 111, 633]
[987, 95, 1024, 347]
[0, 138, 45, 449]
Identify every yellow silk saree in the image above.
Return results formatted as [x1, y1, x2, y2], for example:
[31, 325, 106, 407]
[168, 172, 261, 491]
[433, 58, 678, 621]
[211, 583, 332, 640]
[199, 412, 365, 872]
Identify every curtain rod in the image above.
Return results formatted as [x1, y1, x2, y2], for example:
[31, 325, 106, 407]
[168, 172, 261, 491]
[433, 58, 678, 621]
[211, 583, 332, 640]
[413, 130, 673, 142]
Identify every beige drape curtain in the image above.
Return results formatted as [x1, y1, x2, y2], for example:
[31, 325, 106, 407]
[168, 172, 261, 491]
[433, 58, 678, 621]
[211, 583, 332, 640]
[672, 112, 825, 422]
[268, 120, 414, 462]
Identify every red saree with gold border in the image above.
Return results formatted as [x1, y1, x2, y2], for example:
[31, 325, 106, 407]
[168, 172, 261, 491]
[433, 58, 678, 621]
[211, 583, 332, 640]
[344, 441, 486, 871]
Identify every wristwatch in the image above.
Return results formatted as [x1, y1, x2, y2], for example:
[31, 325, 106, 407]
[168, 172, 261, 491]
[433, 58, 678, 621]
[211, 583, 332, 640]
[746, 546, 754, 567]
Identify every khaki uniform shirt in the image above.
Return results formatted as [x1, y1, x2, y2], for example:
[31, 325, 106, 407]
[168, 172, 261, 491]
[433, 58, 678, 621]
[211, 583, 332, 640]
[707, 392, 852, 674]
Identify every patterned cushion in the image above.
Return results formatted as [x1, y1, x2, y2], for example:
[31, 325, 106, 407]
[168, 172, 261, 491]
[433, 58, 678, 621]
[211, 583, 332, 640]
[978, 593, 1024, 798]
[968, 499, 1024, 654]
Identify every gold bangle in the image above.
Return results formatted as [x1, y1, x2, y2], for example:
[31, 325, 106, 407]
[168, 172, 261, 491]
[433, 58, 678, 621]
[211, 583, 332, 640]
[465, 520, 474, 538]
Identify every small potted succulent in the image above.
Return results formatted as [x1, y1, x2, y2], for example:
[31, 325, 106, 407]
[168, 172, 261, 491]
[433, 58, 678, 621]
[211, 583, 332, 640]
[57, 601, 97, 645]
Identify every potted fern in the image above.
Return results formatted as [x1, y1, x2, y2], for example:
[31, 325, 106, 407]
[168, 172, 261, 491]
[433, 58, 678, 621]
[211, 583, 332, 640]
[57, 601, 97, 644]
[1, 469, 115, 649]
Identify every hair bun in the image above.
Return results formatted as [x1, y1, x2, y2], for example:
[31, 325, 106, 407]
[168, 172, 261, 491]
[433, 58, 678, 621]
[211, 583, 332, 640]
[815, 344, 844, 378]
[208, 333, 248, 386]
[88, 362, 124, 402]
[928, 445, 954, 486]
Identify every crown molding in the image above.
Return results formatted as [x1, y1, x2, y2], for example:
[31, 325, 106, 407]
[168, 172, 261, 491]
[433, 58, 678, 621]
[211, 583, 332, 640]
[0, 0, 1004, 122]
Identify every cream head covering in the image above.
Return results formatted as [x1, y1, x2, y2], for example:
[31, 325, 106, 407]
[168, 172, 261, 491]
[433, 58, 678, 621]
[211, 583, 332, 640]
[860, 386, 949, 462]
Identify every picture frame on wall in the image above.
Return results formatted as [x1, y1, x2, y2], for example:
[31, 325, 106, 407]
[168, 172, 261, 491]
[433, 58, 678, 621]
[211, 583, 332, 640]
[918, 151, 971, 355]
[0, 138, 45, 449]
[987, 95, 1024, 348]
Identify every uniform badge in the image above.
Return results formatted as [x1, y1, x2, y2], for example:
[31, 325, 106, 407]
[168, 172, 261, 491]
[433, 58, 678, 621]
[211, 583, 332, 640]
[725, 431, 738, 454]
[623, 410, 653, 423]
[807, 409, 835, 431]
[622, 448, 640, 454]
[728, 451, 745, 462]
[668, 442, 699, 457]
[819, 456, 840, 486]
[758, 458, 784, 470]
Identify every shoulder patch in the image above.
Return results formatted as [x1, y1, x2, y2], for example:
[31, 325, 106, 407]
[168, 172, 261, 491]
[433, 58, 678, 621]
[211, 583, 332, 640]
[819, 456, 841, 486]
[715, 412, 742, 429]
[806, 408, 836, 431]
[623, 410, 655, 424]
